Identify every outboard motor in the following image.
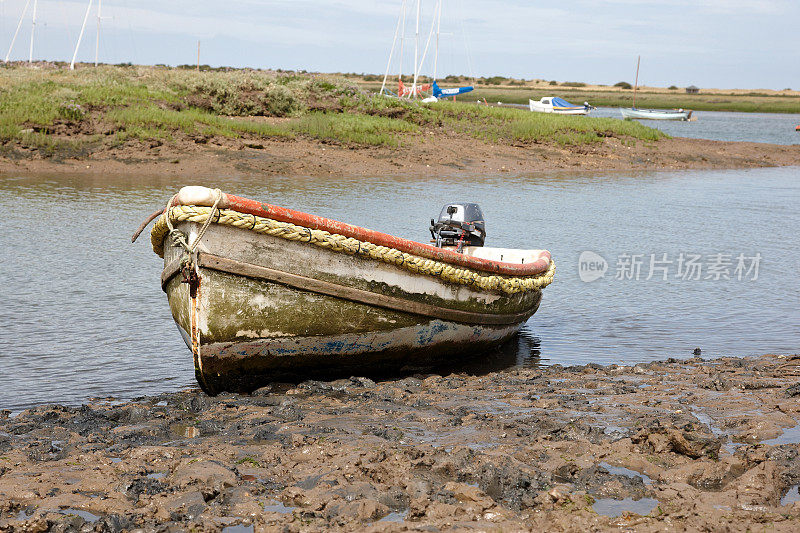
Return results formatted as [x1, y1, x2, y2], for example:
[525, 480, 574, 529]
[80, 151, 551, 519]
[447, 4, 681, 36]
[430, 203, 486, 252]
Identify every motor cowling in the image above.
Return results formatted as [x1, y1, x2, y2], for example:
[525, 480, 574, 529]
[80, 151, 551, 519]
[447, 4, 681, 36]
[430, 203, 486, 250]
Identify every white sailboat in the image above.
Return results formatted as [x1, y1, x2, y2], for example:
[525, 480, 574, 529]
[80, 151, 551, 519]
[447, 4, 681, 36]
[379, 0, 472, 101]
[620, 56, 693, 121]
[620, 107, 692, 120]
[3, 0, 107, 69]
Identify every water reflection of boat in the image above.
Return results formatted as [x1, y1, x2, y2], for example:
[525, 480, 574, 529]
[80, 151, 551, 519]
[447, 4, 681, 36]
[491, 327, 543, 368]
[144, 186, 555, 395]
[439, 328, 543, 375]
[513, 328, 543, 367]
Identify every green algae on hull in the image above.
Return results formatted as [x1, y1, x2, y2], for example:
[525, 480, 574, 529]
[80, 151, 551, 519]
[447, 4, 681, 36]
[161, 216, 547, 394]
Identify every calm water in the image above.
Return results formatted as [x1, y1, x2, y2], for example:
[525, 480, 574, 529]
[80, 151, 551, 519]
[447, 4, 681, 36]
[591, 107, 800, 145]
[1, 168, 798, 410]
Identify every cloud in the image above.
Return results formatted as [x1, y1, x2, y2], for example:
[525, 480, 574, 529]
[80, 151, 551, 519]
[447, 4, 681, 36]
[0, 0, 797, 88]
[697, 0, 789, 14]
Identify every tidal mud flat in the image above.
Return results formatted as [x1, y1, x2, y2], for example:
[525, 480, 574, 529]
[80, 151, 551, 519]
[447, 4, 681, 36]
[1, 354, 800, 532]
[2, 135, 799, 180]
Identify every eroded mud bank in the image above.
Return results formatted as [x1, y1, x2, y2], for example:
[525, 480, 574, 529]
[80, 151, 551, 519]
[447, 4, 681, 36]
[2, 135, 799, 179]
[1, 354, 799, 532]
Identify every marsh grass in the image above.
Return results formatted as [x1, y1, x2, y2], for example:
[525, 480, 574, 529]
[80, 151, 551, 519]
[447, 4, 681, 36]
[290, 113, 417, 146]
[0, 64, 665, 152]
[106, 106, 414, 145]
[112, 126, 170, 144]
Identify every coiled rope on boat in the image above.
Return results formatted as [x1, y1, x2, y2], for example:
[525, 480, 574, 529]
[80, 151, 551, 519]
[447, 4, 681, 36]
[151, 205, 555, 294]
[163, 188, 223, 257]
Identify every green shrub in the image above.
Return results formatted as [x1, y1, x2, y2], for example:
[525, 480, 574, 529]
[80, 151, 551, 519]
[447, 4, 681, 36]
[261, 84, 297, 116]
[484, 76, 506, 85]
[614, 81, 632, 89]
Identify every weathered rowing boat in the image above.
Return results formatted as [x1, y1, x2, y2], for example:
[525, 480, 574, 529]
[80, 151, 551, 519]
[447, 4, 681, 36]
[144, 186, 555, 394]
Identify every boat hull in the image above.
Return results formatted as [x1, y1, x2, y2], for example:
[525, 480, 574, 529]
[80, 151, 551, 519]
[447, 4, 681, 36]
[162, 221, 543, 394]
[529, 99, 589, 115]
[620, 107, 692, 120]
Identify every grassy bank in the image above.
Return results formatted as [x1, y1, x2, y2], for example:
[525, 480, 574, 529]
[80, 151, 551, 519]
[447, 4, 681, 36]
[0, 64, 665, 159]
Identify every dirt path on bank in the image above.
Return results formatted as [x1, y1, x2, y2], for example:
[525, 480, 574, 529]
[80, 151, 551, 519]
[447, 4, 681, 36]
[1, 354, 799, 531]
[1, 134, 798, 178]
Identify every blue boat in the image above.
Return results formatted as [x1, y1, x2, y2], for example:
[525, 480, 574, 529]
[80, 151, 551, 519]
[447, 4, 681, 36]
[529, 97, 591, 115]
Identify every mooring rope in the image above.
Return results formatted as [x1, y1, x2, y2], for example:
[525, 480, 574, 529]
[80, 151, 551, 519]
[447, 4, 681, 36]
[164, 188, 223, 256]
[151, 205, 555, 295]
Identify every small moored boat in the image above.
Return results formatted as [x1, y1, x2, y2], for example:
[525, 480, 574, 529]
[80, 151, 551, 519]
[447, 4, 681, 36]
[141, 187, 555, 394]
[620, 107, 692, 121]
[619, 56, 693, 121]
[529, 97, 591, 115]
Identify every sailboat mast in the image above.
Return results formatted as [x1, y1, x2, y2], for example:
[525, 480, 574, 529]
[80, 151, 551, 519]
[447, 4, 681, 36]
[399, 0, 406, 86]
[633, 55, 640, 109]
[71, 0, 94, 70]
[28, 0, 36, 63]
[380, 0, 405, 95]
[5, 0, 31, 63]
[95, 0, 101, 66]
[411, 0, 421, 97]
[433, 0, 441, 81]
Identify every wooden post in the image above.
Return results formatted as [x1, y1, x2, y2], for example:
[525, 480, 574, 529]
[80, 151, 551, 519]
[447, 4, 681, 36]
[633, 55, 640, 109]
[196, 40, 200, 71]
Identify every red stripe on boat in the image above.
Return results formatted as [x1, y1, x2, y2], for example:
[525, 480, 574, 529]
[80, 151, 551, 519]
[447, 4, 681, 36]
[220, 193, 551, 276]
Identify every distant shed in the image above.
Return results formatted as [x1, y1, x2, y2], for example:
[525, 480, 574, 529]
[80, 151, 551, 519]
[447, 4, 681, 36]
[685, 85, 700, 94]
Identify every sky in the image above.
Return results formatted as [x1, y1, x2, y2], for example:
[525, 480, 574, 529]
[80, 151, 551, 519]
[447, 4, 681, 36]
[0, 0, 797, 90]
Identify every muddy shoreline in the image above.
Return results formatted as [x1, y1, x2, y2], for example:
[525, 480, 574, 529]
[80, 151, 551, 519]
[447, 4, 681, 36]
[1, 134, 799, 179]
[1, 354, 799, 531]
